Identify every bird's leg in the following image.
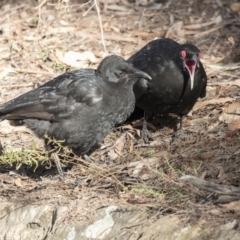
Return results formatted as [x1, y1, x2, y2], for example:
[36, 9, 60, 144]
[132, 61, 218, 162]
[141, 111, 153, 143]
[0, 140, 3, 155]
[171, 116, 185, 143]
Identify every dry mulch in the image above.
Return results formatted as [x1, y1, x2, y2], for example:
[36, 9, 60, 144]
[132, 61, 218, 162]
[0, 0, 240, 225]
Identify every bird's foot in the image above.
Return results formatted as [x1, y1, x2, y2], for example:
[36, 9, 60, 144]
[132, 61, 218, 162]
[140, 128, 153, 144]
[140, 118, 154, 143]
[170, 129, 185, 144]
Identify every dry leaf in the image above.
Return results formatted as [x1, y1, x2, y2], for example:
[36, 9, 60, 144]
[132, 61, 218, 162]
[215, 85, 221, 96]
[228, 36, 235, 45]
[128, 158, 159, 178]
[131, 162, 145, 178]
[227, 102, 240, 114]
[222, 201, 240, 213]
[141, 173, 154, 180]
[226, 120, 240, 137]
[230, 3, 240, 12]
[56, 50, 96, 68]
[184, 15, 222, 30]
[219, 113, 240, 124]
[165, 21, 185, 38]
[154, 151, 170, 159]
[108, 149, 118, 160]
[115, 133, 126, 154]
[0, 120, 15, 135]
[1, 174, 14, 184]
[14, 177, 22, 187]
[232, 79, 240, 86]
[107, 134, 126, 160]
[207, 63, 240, 71]
[193, 98, 234, 112]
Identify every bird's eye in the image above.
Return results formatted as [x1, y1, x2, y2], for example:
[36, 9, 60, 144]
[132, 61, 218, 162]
[118, 71, 125, 77]
[197, 53, 201, 59]
[180, 50, 186, 58]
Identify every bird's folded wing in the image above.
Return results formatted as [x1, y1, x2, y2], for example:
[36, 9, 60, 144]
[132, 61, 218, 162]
[0, 69, 103, 121]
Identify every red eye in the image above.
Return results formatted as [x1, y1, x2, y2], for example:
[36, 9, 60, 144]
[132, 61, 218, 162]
[180, 50, 186, 58]
[118, 71, 125, 76]
[197, 53, 201, 58]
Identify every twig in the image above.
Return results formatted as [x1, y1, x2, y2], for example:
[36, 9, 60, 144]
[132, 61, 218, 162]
[52, 153, 65, 179]
[1, 83, 35, 88]
[34, 0, 48, 37]
[11, 68, 54, 76]
[180, 175, 240, 196]
[138, 8, 146, 46]
[82, 2, 95, 17]
[94, 0, 107, 52]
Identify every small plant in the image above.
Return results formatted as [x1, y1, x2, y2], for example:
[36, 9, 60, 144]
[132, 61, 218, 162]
[0, 147, 50, 172]
[39, 48, 51, 62]
[132, 184, 164, 199]
[52, 62, 67, 72]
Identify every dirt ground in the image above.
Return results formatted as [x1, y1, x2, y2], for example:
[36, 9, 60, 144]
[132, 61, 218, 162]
[0, 0, 240, 228]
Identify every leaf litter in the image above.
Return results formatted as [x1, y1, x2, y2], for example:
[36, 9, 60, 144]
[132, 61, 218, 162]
[0, 0, 240, 226]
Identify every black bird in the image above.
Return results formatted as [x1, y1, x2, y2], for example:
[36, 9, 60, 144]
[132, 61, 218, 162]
[0, 55, 151, 155]
[128, 38, 207, 140]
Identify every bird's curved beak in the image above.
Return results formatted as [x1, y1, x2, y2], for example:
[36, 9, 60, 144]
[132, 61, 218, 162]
[185, 55, 199, 90]
[134, 69, 152, 81]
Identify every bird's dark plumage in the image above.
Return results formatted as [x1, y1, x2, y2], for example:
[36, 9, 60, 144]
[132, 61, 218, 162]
[128, 38, 207, 117]
[0, 55, 151, 155]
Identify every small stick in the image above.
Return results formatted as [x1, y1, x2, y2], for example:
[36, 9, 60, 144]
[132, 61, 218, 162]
[94, 0, 107, 53]
[180, 175, 240, 196]
[52, 153, 65, 179]
[12, 68, 54, 76]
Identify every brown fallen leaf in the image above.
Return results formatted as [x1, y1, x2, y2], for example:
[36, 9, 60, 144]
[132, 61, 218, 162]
[194, 26, 222, 38]
[55, 50, 96, 68]
[226, 120, 240, 138]
[232, 79, 240, 86]
[222, 201, 240, 214]
[115, 133, 126, 154]
[207, 63, 240, 71]
[184, 15, 222, 30]
[126, 132, 135, 152]
[108, 149, 118, 161]
[230, 3, 240, 12]
[154, 150, 170, 159]
[128, 157, 159, 178]
[193, 97, 234, 112]
[165, 21, 185, 38]
[0, 174, 14, 184]
[107, 133, 127, 160]
[0, 120, 16, 135]
[219, 113, 240, 124]
[227, 102, 240, 114]
[215, 85, 221, 96]
[14, 177, 23, 187]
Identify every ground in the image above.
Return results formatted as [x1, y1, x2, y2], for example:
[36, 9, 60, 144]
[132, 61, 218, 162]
[0, 0, 240, 232]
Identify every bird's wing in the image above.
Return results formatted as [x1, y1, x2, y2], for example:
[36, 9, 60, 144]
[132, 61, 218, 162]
[128, 53, 151, 99]
[0, 69, 103, 121]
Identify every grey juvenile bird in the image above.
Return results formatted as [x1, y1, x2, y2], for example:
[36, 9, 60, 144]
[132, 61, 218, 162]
[128, 38, 207, 140]
[0, 55, 151, 155]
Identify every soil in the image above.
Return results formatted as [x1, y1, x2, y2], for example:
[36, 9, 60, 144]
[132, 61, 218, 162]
[0, 0, 240, 231]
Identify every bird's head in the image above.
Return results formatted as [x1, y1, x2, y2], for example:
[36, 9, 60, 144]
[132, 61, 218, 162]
[97, 55, 151, 85]
[178, 44, 201, 90]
